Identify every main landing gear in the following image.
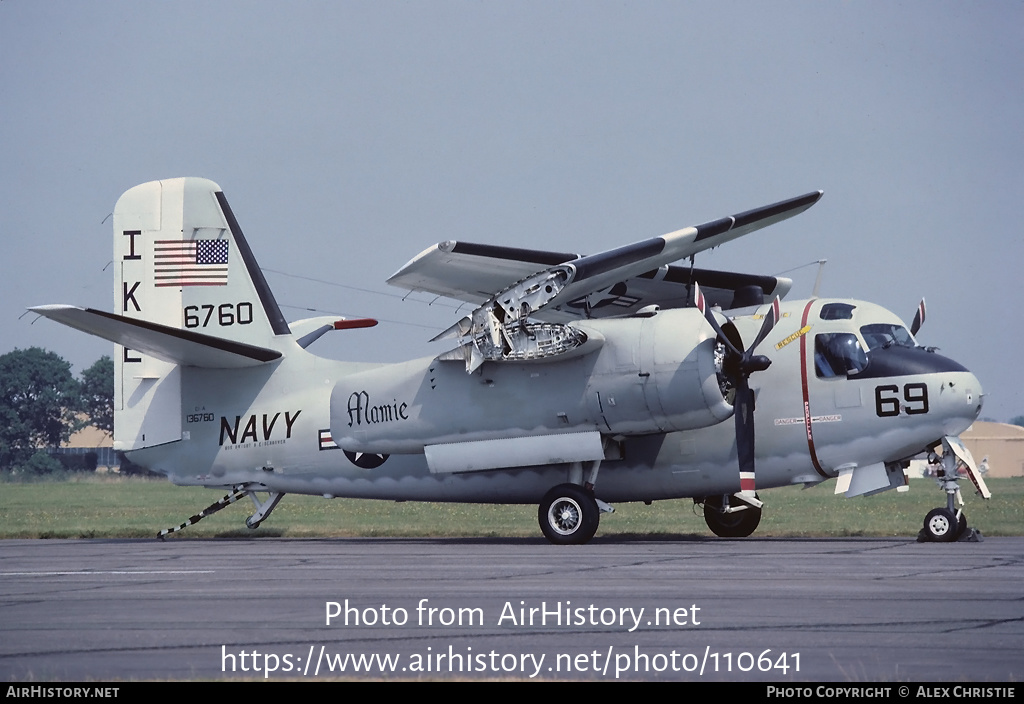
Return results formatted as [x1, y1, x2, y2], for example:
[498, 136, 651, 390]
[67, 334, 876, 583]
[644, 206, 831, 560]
[539, 484, 600, 544]
[157, 484, 285, 539]
[538, 456, 614, 545]
[699, 494, 763, 538]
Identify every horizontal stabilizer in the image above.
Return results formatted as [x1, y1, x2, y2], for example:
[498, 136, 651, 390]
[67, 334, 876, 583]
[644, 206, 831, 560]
[29, 305, 281, 369]
[290, 315, 378, 349]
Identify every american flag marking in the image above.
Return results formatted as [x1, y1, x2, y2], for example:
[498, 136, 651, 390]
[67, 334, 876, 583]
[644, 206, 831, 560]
[153, 239, 229, 287]
[318, 428, 340, 451]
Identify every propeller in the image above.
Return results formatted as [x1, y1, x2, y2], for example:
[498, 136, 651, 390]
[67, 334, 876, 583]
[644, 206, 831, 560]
[695, 283, 780, 499]
[910, 298, 926, 337]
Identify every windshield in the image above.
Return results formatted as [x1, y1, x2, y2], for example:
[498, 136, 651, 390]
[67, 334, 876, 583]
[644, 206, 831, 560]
[860, 323, 915, 351]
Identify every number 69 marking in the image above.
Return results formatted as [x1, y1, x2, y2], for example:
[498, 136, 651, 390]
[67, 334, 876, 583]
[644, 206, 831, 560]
[875, 383, 929, 417]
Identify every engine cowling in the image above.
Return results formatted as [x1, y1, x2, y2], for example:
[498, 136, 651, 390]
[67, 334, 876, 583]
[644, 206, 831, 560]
[582, 309, 733, 435]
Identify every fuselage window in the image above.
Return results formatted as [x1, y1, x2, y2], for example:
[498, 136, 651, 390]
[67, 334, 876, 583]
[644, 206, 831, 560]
[819, 303, 856, 320]
[814, 333, 868, 378]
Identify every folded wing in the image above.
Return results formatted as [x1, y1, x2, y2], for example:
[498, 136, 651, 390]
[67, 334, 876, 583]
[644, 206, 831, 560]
[390, 191, 822, 371]
[388, 240, 792, 322]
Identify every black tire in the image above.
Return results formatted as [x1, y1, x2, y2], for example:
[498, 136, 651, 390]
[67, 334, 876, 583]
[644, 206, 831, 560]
[538, 484, 600, 545]
[923, 507, 958, 542]
[703, 495, 761, 538]
[954, 511, 968, 540]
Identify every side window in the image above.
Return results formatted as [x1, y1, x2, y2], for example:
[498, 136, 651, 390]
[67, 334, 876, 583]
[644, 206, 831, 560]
[815, 333, 868, 378]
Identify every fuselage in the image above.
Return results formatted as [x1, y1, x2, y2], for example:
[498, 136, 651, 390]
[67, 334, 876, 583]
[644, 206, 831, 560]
[128, 297, 983, 505]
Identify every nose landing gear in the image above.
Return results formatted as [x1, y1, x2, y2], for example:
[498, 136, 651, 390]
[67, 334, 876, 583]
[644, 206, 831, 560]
[918, 436, 990, 543]
[922, 506, 967, 542]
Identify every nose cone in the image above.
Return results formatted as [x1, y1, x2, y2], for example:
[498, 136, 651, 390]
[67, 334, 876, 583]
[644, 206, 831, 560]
[859, 346, 983, 435]
[936, 368, 984, 437]
[965, 369, 984, 420]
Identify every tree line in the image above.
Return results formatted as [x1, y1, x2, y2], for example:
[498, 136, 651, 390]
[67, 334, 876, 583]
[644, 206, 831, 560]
[0, 348, 112, 474]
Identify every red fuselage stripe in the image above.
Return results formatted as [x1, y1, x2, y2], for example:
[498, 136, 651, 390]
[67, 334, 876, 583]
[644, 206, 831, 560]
[799, 300, 829, 477]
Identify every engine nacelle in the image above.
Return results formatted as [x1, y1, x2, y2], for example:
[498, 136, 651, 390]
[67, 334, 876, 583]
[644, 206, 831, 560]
[582, 310, 734, 435]
[330, 308, 733, 455]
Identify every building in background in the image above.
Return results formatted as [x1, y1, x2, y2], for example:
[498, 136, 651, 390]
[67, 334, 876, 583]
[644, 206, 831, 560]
[961, 422, 1024, 478]
[56, 424, 116, 471]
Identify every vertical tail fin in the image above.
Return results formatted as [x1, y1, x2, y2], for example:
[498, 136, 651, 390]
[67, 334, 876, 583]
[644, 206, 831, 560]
[115, 177, 289, 340]
[113, 177, 289, 450]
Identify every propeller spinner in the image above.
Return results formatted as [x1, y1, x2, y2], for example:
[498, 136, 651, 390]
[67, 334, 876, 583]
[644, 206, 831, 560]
[695, 283, 780, 499]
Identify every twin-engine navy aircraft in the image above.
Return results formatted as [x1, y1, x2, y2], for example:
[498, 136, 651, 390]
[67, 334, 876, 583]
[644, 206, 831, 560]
[32, 178, 990, 543]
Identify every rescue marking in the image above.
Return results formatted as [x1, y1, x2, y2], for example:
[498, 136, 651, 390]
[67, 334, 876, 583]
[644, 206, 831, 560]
[775, 324, 811, 350]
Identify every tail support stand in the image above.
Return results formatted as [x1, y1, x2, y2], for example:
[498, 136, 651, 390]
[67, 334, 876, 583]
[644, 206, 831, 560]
[156, 485, 286, 539]
[246, 490, 285, 529]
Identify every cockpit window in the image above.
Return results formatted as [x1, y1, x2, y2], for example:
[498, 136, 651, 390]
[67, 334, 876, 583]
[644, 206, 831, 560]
[819, 303, 856, 320]
[860, 323, 915, 351]
[815, 333, 868, 378]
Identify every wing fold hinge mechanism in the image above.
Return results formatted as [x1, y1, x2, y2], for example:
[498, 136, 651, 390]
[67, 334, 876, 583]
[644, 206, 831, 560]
[433, 266, 588, 372]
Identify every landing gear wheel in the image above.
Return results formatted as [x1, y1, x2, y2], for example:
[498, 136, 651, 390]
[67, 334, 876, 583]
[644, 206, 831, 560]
[923, 507, 958, 542]
[703, 496, 762, 538]
[539, 484, 599, 545]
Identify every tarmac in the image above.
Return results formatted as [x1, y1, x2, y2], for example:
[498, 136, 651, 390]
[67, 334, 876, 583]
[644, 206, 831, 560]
[1, 536, 1022, 681]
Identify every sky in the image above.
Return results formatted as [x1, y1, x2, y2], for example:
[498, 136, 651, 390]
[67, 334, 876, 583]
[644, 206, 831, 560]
[2, 1, 1022, 422]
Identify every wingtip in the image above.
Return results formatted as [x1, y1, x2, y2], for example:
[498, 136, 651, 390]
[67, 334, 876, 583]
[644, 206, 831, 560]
[27, 304, 82, 318]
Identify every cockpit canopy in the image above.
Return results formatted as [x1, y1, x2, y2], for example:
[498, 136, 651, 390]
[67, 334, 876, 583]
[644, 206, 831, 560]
[813, 302, 918, 378]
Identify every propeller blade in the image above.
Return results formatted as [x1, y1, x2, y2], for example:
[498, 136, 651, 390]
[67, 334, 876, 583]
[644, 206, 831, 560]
[695, 282, 776, 501]
[910, 298, 926, 337]
[746, 297, 781, 353]
[733, 381, 757, 499]
[694, 282, 742, 357]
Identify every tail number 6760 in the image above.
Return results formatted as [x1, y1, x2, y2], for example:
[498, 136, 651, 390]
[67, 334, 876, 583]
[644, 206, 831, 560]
[184, 302, 254, 328]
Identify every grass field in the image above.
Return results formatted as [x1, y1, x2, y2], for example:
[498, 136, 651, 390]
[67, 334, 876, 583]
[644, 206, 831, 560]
[0, 474, 1020, 539]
